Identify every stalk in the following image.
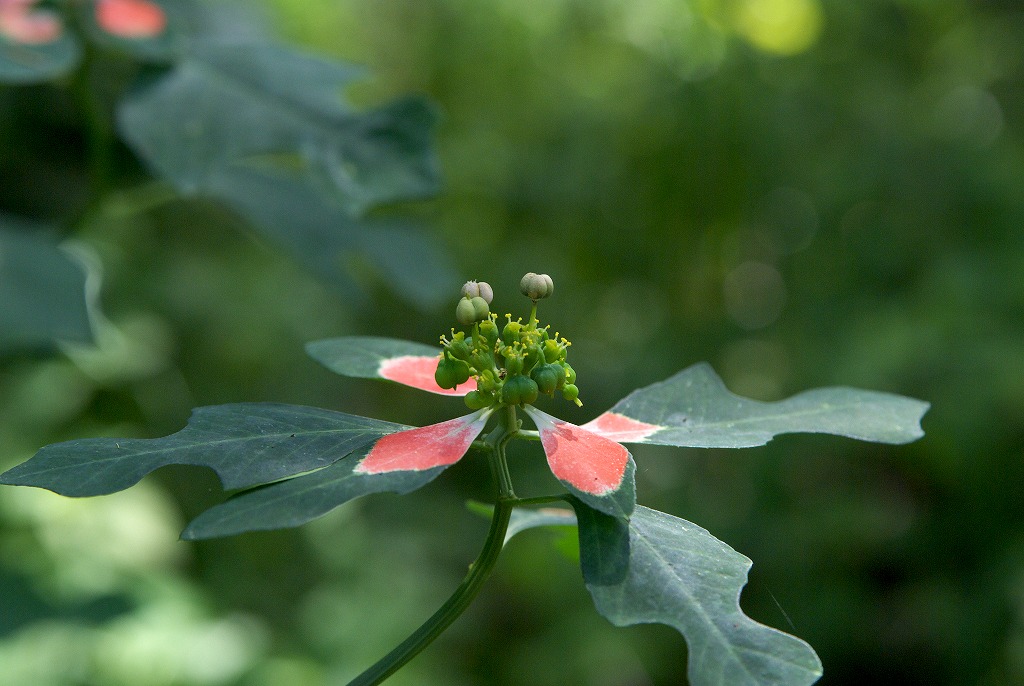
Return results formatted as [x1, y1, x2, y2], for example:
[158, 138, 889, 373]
[346, 406, 520, 686]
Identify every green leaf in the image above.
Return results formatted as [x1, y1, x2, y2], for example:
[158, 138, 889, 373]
[182, 444, 446, 539]
[115, 42, 450, 304]
[573, 503, 823, 686]
[586, 363, 928, 448]
[0, 27, 80, 84]
[503, 506, 577, 545]
[0, 217, 93, 352]
[0, 404, 403, 497]
[306, 336, 442, 380]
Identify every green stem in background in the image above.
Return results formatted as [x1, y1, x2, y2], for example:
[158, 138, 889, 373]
[72, 47, 114, 206]
[347, 406, 520, 686]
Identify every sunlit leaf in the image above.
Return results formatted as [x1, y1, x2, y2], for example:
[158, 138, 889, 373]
[0, 217, 93, 351]
[306, 336, 472, 397]
[182, 444, 447, 539]
[0, 404, 403, 496]
[584, 363, 929, 448]
[573, 503, 823, 686]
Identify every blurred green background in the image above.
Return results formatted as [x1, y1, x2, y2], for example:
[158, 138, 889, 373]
[2, 0, 1023, 684]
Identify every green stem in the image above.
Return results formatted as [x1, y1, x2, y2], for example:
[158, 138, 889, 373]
[346, 407, 520, 686]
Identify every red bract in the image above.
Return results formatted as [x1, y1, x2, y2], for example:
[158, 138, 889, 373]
[0, 0, 61, 44]
[355, 409, 492, 474]
[95, 0, 166, 39]
[581, 411, 661, 443]
[379, 355, 471, 397]
[523, 406, 629, 496]
[367, 368, 640, 498]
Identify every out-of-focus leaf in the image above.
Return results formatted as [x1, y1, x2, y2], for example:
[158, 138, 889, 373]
[0, 404, 403, 496]
[503, 506, 576, 545]
[573, 503, 823, 686]
[116, 42, 449, 304]
[0, 217, 93, 351]
[182, 443, 446, 539]
[0, 22, 80, 83]
[584, 363, 929, 448]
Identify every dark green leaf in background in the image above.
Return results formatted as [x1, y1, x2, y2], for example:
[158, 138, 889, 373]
[0, 27, 80, 84]
[0, 216, 93, 351]
[0, 403, 403, 496]
[573, 503, 823, 686]
[591, 363, 929, 448]
[116, 42, 452, 305]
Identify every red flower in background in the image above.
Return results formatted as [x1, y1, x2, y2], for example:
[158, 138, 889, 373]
[95, 0, 166, 39]
[0, 0, 61, 44]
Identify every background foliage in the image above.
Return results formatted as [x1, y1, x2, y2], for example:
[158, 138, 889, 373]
[1, 0, 1022, 684]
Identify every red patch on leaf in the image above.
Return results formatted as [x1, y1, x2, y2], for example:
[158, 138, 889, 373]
[95, 0, 167, 39]
[378, 355, 471, 396]
[355, 410, 491, 474]
[0, 3, 61, 44]
[526, 407, 629, 496]
[581, 412, 661, 443]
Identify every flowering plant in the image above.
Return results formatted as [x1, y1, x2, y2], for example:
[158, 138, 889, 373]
[0, 274, 929, 685]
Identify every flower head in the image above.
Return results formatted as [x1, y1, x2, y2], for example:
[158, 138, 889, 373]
[333, 274, 641, 516]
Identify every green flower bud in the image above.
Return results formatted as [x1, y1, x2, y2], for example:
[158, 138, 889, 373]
[561, 362, 576, 384]
[531, 363, 562, 395]
[523, 345, 542, 372]
[502, 375, 539, 406]
[478, 369, 498, 392]
[456, 297, 477, 326]
[461, 280, 494, 304]
[479, 318, 499, 346]
[543, 339, 561, 364]
[504, 352, 524, 376]
[464, 389, 492, 410]
[435, 356, 471, 389]
[502, 319, 523, 346]
[470, 296, 489, 321]
[561, 383, 582, 406]
[519, 272, 554, 300]
[447, 332, 471, 360]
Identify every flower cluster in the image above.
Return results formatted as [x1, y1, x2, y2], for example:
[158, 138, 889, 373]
[355, 273, 651, 516]
[436, 274, 580, 411]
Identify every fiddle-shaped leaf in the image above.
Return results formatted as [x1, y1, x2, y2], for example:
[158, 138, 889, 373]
[306, 336, 470, 397]
[184, 409, 494, 538]
[0, 218, 93, 352]
[573, 503, 823, 686]
[183, 444, 445, 539]
[0, 404, 403, 497]
[583, 363, 928, 448]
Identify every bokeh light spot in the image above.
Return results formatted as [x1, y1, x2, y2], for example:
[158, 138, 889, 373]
[733, 0, 823, 55]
